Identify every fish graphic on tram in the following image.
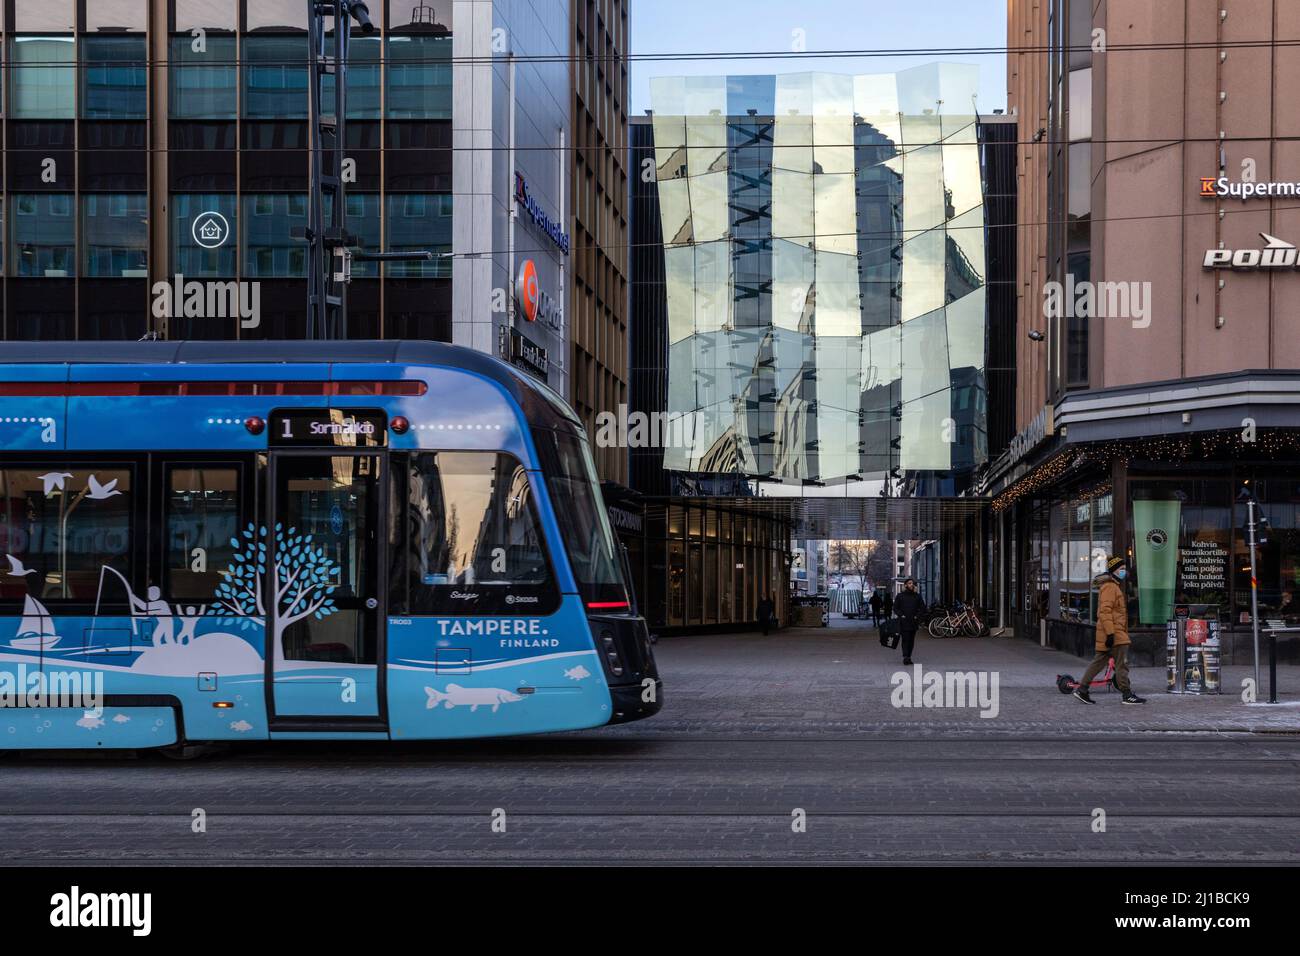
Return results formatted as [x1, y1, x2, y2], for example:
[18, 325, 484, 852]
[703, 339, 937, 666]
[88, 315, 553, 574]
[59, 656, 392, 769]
[0, 341, 661, 751]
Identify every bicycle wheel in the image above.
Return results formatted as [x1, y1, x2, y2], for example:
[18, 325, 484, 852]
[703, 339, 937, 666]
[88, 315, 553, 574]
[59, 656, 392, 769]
[962, 615, 982, 637]
[928, 618, 955, 638]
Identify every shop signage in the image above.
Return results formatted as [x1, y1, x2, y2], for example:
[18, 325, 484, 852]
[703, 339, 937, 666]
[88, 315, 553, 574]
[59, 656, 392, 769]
[1201, 177, 1300, 200]
[1006, 405, 1055, 467]
[1180, 539, 1227, 593]
[608, 506, 643, 534]
[1203, 232, 1300, 270]
[515, 258, 564, 334]
[508, 328, 549, 379]
[1134, 499, 1181, 625]
[514, 172, 570, 255]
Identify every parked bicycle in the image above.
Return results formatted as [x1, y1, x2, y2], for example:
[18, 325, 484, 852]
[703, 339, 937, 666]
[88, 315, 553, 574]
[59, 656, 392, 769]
[927, 601, 989, 638]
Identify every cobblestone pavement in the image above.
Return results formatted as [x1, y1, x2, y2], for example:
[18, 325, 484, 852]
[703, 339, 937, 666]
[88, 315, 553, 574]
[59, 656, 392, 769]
[601, 620, 1300, 737]
[1, 623, 1297, 865]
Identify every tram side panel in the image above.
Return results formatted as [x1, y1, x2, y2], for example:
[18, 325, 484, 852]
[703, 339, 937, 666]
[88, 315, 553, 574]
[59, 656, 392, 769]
[384, 599, 614, 739]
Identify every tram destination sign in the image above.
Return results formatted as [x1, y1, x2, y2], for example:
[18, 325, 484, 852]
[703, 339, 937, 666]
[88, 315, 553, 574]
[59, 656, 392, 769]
[269, 408, 388, 447]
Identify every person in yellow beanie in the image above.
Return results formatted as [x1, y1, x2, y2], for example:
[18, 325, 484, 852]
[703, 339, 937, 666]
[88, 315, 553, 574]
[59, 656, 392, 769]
[1074, 555, 1146, 705]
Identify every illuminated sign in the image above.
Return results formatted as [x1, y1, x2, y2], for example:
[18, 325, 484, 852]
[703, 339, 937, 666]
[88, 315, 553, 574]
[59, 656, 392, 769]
[269, 409, 387, 447]
[1201, 177, 1300, 200]
[515, 258, 563, 333]
[514, 172, 570, 254]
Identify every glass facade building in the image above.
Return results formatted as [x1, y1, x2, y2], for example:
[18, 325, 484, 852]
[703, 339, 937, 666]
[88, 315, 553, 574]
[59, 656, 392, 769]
[648, 64, 989, 493]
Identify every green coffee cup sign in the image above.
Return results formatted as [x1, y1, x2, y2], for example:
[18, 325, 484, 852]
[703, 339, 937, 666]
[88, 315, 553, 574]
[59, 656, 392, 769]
[1133, 499, 1181, 624]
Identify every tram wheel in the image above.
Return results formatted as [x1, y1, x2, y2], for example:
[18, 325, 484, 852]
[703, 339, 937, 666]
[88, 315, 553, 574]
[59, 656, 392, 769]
[157, 741, 226, 761]
[1056, 675, 1075, 695]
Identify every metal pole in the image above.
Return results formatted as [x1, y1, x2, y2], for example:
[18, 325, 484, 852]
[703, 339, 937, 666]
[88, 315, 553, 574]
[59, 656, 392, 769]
[1268, 630, 1277, 704]
[1248, 497, 1261, 690]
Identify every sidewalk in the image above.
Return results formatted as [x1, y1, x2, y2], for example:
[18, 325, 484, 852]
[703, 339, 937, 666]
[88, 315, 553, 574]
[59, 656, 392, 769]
[606, 620, 1300, 737]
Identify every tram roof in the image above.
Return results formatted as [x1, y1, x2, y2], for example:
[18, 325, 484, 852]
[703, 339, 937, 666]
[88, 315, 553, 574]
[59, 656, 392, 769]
[0, 339, 582, 432]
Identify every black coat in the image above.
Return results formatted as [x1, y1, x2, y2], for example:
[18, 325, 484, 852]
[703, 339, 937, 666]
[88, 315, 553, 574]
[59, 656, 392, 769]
[893, 590, 925, 628]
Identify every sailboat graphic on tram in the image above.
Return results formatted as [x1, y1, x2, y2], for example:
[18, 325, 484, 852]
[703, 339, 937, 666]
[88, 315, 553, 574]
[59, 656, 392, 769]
[11, 594, 60, 650]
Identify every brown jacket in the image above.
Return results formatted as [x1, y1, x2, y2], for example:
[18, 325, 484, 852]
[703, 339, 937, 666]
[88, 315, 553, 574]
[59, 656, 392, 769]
[1094, 574, 1130, 652]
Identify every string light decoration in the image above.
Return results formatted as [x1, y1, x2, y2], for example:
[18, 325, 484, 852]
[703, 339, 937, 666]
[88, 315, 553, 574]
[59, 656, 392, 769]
[989, 429, 1300, 513]
[991, 451, 1080, 512]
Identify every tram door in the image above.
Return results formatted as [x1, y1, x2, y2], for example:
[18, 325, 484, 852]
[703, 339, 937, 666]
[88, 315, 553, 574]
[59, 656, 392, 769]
[268, 451, 385, 721]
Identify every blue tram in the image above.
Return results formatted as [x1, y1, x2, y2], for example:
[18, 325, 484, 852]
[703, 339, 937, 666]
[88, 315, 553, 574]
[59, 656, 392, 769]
[0, 341, 661, 750]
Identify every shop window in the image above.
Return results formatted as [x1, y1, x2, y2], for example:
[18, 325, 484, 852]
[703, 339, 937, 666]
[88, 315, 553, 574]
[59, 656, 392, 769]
[1238, 478, 1300, 621]
[1131, 480, 1231, 626]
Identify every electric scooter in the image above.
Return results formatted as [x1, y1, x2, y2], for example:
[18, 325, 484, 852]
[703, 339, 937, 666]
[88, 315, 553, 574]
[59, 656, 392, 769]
[1055, 657, 1120, 695]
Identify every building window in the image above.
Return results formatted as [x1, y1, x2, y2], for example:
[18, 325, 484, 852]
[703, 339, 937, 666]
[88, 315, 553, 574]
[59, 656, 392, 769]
[321, 192, 382, 277]
[385, 33, 452, 119]
[11, 194, 76, 277]
[170, 34, 238, 119]
[385, 193, 450, 277]
[243, 194, 307, 277]
[323, 33, 383, 118]
[81, 34, 147, 119]
[82, 193, 148, 277]
[243, 33, 309, 119]
[10, 36, 77, 120]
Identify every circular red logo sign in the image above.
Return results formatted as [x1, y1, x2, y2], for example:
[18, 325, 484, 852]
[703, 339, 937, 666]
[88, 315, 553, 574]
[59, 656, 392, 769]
[516, 260, 539, 322]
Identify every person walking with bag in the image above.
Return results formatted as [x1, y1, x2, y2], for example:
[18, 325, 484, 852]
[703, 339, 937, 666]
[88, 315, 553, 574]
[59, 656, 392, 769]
[893, 578, 925, 667]
[1074, 555, 1146, 705]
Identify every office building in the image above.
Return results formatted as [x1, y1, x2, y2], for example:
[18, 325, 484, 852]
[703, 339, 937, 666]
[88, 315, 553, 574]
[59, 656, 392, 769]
[989, 0, 1300, 663]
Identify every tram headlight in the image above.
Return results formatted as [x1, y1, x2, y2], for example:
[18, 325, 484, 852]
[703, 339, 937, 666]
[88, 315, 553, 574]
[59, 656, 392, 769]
[244, 416, 266, 435]
[601, 629, 624, 677]
[390, 415, 410, 435]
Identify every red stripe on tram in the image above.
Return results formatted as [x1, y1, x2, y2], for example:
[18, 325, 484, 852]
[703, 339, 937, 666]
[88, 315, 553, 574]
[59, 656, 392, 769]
[0, 380, 427, 398]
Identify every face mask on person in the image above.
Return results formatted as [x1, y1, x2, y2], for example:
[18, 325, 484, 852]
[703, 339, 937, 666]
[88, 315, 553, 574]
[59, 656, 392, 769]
[1115, 568, 1128, 581]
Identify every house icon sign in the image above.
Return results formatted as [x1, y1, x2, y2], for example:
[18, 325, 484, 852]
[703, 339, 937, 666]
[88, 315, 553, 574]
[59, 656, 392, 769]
[192, 211, 230, 249]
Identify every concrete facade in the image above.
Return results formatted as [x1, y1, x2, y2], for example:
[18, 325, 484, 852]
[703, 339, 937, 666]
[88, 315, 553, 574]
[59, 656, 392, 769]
[452, 0, 572, 396]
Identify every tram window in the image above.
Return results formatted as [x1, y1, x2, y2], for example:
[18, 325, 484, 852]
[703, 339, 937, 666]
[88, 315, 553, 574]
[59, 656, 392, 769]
[534, 430, 631, 609]
[164, 466, 241, 601]
[403, 452, 554, 614]
[0, 467, 132, 607]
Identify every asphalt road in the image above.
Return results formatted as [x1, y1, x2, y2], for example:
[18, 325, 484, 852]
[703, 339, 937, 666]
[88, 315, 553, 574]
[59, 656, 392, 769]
[3, 625, 1298, 865]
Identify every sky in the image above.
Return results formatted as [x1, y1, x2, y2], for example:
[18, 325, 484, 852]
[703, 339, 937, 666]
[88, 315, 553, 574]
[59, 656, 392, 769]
[629, 0, 1008, 116]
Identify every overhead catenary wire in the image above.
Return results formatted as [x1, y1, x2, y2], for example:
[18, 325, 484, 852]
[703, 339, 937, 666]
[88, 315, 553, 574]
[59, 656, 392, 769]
[7, 35, 1300, 66]
[300, 201, 1300, 262]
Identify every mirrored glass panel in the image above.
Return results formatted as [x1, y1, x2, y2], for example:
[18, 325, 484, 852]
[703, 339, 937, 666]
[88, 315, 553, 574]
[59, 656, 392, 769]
[650, 63, 986, 490]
